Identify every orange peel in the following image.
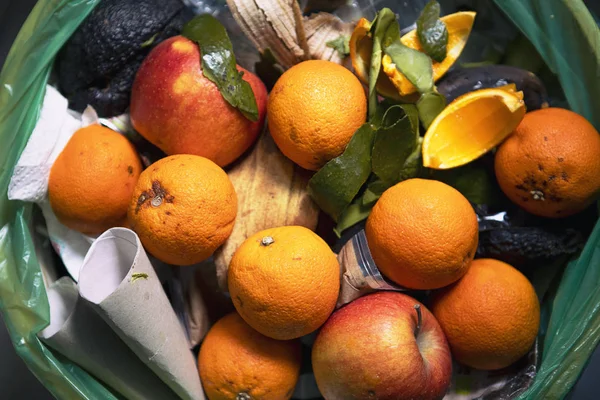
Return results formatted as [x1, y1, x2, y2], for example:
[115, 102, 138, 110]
[350, 12, 476, 98]
[422, 87, 526, 170]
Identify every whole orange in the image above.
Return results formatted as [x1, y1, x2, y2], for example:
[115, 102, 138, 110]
[267, 60, 367, 171]
[48, 124, 142, 235]
[198, 312, 301, 400]
[365, 178, 478, 290]
[127, 154, 237, 265]
[495, 107, 600, 218]
[228, 226, 340, 340]
[431, 258, 540, 370]
[130, 36, 268, 168]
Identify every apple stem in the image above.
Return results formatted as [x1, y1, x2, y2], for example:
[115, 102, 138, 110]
[413, 304, 422, 337]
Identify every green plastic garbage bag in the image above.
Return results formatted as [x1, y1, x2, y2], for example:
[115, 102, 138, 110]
[0, 1, 599, 399]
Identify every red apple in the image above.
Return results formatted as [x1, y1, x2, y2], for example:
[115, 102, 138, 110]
[130, 36, 267, 167]
[312, 292, 452, 400]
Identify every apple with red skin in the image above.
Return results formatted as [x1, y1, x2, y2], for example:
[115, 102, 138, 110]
[312, 292, 452, 400]
[130, 35, 267, 168]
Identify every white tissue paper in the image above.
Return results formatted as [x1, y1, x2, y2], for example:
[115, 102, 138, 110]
[7, 84, 98, 281]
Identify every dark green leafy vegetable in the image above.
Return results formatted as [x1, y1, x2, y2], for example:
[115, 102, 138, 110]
[416, 0, 448, 62]
[416, 91, 446, 128]
[307, 124, 376, 221]
[383, 21, 434, 93]
[182, 14, 258, 121]
[371, 104, 419, 184]
[368, 8, 396, 118]
[326, 35, 350, 57]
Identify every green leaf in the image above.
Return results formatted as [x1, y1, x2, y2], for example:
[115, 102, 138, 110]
[334, 196, 373, 238]
[371, 104, 419, 184]
[307, 123, 377, 221]
[368, 8, 396, 119]
[182, 14, 259, 122]
[398, 140, 424, 182]
[416, 91, 446, 129]
[416, 0, 448, 62]
[430, 163, 498, 205]
[362, 178, 390, 206]
[383, 21, 435, 93]
[254, 48, 283, 91]
[326, 35, 350, 57]
[404, 103, 420, 134]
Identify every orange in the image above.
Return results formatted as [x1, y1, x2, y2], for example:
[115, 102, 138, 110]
[198, 312, 301, 400]
[365, 178, 478, 290]
[48, 124, 142, 235]
[422, 86, 526, 169]
[267, 60, 367, 171]
[430, 258, 540, 370]
[228, 226, 340, 340]
[495, 107, 600, 218]
[130, 36, 268, 168]
[127, 154, 237, 265]
[350, 12, 476, 98]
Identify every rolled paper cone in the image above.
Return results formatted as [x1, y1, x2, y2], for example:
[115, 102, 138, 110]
[213, 130, 319, 291]
[78, 228, 205, 400]
[336, 229, 406, 308]
[39, 277, 180, 400]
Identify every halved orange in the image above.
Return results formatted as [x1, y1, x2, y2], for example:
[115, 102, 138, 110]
[350, 12, 476, 98]
[422, 87, 526, 169]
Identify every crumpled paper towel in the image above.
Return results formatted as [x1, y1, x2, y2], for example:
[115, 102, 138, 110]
[7, 85, 99, 281]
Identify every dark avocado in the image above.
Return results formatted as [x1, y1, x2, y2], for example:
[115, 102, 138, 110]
[56, 0, 194, 117]
[473, 204, 594, 268]
[476, 226, 585, 268]
[436, 65, 549, 111]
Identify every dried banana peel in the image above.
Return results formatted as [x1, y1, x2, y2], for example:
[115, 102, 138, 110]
[227, 0, 353, 69]
[213, 129, 320, 290]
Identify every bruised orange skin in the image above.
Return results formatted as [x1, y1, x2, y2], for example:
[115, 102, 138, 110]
[130, 36, 268, 167]
[312, 292, 452, 400]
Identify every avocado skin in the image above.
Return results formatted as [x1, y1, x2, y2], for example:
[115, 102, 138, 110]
[476, 226, 585, 267]
[56, 0, 194, 117]
[473, 203, 596, 268]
